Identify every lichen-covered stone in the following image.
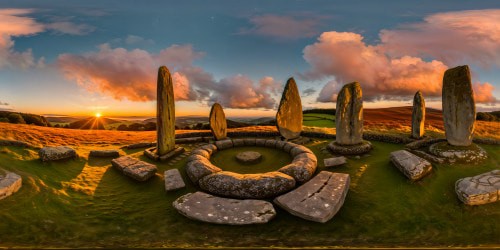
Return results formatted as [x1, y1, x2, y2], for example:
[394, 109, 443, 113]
[199, 171, 296, 199]
[442, 65, 476, 146]
[336, 82, 363, 145]
[276, 78, 303, 140]
[173, 192, 276, 225]
[429, 141, 487, 163]
[390, 150, 432, 181]
[111, 156, 157, 181]
[157, 66, 176, 155]
[185, 158, 222, 184]
[411, 91, 425, 139]
[39, 146, 77, 162]
[209, 103, 227, 140]
[328, 141, 372, 155]
[274, 171, 350, 223]
[164, 169, 185, 191]
[0, 172, 22, 200]
[455, 170, 500, 205]
[235, 151, 262, 164]
[278, 154, 317, 183]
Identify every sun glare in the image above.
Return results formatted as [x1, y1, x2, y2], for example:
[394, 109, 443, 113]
[95, 113, 102, 118]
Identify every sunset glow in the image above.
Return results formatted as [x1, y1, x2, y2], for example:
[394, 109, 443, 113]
[95, 113, 102, 118]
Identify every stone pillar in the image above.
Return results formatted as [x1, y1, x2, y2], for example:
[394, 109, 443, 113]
[209, 103, 227, 140]
[335, 82, 363, 145]
[411, 91, 425, 139]
[157, 66, 176, 155]
[276, 77, 303, 140]
[442, 65, 475, 146]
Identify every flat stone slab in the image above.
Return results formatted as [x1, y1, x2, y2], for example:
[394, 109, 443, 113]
[39, 146, 77, 162]
[455, 169, 500, 205]
[173, 192, 276, 225]
[0, 172, 22, 200]
[144, 146, 185, 162]
[324, 156, 347, 167]
[274, 171, 350, 223]
[235, 151, 262, 164]
[164, 169, 185, 191]
[89, 150, 120, 158]
[390, 150, 432, 181]
[111, 156, 157, 181]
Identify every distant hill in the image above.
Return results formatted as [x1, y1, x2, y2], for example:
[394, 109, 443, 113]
[46, 116, 82, 124]
[68, 117, 121, 130]
[0, 111, 50, 126]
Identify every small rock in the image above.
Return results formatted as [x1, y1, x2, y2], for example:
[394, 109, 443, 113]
[39, 146, 77, 162]
[0, 172, 22, 200]
[173, 192, 276, 225]
[324, 156, 347, 167]
[390, 150, 432, 181]
[455, 170, 500, 205]
[235, 151, 262, 164]
[89, 150, 120, 158]
[164, 169, 185, 191]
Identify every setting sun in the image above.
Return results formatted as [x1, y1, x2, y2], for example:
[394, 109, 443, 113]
[95, 113, 102, 118]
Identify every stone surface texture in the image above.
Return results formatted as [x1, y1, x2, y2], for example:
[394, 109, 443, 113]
[274, 171, 350, 223]
[39, 146, 77, 162]
[89, 150, 120, 158]
[455, 170, 500, 205]
[328, 140, 372, 155]
[235, 151, 262, 164]
[411, 91, 425, 139]
[390, 150, 432, 181]
[276, 78, 303, 140]
[324, 156, 347, 167]
[209, 103, 227, 140]
[164, 169, 185, 191]
[336, 82, 363, 145]
[429, 142, 487, 163]
[0, 172, 22, 200]
[173, 192, 276, 225]
[157, 66, 176, 155]
[111, 156, 157, 181]
[442, 65, 476, 146]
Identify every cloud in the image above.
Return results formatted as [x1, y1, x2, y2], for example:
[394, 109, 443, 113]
[0, 101, 9, 105]
[473, 82, 498, 104]
[58, 44, 281, 108]
[302, 87, 316, 97]
[240, 14, 325, 39]
[379, 9, 500, 67]
[46, 21, 95, 35]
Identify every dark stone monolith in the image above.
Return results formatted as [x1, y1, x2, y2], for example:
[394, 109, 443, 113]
[411, 91, 425, 139]
[442, 65, 475, 146]
[209, 103, 227, 140]
[276, 78, 302, 140]
[336, 82, 363, 145]
[157, 66, 176, 156]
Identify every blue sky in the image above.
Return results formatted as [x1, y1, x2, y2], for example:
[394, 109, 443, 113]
[0, 0, 499, 116]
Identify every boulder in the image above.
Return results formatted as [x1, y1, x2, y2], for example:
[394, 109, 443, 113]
[390, 150, 432, 181]
[39, 146, 77, 162]
[276, 78, 303, 140]
[209, 103, 227, 140]
[89, 150, 120, 158]
[274, 171, 350, 223]
[111, 156, 157, 181]
[455, 170, 500, 205]
[235, 151, 262, 164]
[336, 82, 363, 145]
[0, 172, 22, 200]
[164, 169, 185, 191]
[442, 65, 475, 146]
[199, 171, 296, 199]
[157, 66, 176, 155]
[324, 156, 347, 167]
[411, 91, 425, 139]
[173, 192, 276, 225]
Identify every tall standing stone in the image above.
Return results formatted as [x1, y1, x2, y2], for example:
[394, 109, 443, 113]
[157, 66, 176, 156]
[276, 77, 303, 140]
[209, 103, 227, 140]
[411, 91, 425, 139]
[442, 65, 475, 146]
[336, 82, 363, 145]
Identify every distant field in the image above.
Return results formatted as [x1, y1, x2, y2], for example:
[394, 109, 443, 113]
[303, 113, 335, 127]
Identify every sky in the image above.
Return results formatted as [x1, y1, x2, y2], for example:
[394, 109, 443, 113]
[0, 0, 499, 117]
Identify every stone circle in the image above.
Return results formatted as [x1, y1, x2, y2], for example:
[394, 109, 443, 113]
[235, 151, 262, 164]
[185, 139, 318, 199]
[328, 140, 373, 155]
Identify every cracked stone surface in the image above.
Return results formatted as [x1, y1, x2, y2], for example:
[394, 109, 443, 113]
[455, 169, 500, 205]
[111, 156, 157, 181]
[0, 172, 22, 200]
[164, 169, 185, 191]
[39, 146, 77, 162]
[173, 191, 276, 225]
[390, 150, 432, 181]
[274, 171, 350, 223]
[429, 142, 487, 163]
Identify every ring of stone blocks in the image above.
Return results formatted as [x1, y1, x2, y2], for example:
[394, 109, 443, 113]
[185, 138, 318, 198]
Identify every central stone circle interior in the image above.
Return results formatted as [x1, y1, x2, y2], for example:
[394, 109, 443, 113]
[235, 151, 262, 164]
[211, 146, 290, 174]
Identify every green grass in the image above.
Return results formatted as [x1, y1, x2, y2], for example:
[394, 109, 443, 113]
[0, 140, 499, 248]
[303, 113, 335, 127]
[210, 146, 292, 174]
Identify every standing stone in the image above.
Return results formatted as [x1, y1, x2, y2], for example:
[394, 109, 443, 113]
[209, 103, 227, 140]
[411, 91, 425, 139]
[442, 65, 475, 146]
[157, 66, 176, 156]
[276, 78, 303, 140]
[336, 82, 363, 145]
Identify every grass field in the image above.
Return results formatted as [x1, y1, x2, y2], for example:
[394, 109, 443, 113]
[303, 113, 335, 127]
[0, 133, 499, 248]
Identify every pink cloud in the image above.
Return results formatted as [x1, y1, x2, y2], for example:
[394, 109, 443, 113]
[240, 14, 324, 39]
[473, 82, 497, 104]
